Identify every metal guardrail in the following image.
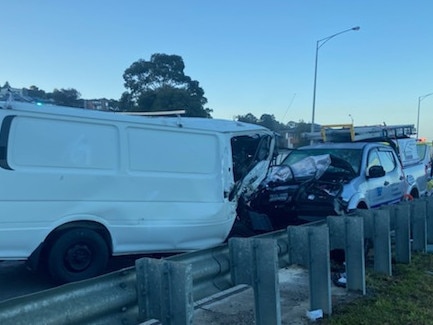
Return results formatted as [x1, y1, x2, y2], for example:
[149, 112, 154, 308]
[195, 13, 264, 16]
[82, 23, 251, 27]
[0, 197, 432, 324]
[0, 268, 139, 325]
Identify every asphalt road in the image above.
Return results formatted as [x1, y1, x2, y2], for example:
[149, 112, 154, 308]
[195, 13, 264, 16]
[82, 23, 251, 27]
[0, 261, 53, 302]
[0, 255, 152, 303]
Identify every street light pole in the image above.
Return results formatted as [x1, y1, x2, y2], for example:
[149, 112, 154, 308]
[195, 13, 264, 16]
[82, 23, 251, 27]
[416, 92, 433, 139]
[310, 26, 360, 139]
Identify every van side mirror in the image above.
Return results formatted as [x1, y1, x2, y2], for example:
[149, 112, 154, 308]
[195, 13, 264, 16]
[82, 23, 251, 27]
[366, 165, 385, 178]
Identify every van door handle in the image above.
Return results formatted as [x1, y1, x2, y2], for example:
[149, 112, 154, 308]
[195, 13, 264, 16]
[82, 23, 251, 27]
[384, 181, 390, 186]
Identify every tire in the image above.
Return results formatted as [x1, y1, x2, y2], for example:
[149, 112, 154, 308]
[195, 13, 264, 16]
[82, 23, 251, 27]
[47, 228, 109, 284]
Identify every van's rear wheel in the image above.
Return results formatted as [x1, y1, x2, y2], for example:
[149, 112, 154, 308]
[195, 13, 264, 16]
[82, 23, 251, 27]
[47, 228, 109, 284]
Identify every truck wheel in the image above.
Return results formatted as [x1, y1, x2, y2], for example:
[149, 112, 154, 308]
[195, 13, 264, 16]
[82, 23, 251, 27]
[47, 228, 109, 284]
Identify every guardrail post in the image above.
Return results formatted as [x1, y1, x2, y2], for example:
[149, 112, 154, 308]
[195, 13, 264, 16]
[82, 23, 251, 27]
[345, 216, 366, 294]
[229, 237, 281, 325]
[288, 225, 331, 315]
[394, 202, 411, 263]
[426, 196, 433, 245]
[380, 204, 397, 231]
[328, 216, 365, 294]
[135, 258, 193, 325]
[373, 209, 392, 275]
[411, 199, 427, 252]
[356, 209, 391, 275]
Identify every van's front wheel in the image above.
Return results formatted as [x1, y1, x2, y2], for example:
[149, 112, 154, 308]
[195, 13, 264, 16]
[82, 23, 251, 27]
[47, 228, 109, 284]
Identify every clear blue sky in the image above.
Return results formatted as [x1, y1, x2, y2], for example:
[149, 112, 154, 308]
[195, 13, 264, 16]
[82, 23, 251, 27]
[2, 1, 433, 139]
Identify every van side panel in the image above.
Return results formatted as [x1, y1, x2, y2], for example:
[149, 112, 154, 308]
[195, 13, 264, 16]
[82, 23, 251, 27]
[126, 127, 224, 202]
[128, 127, 218, 174]
[9, 116, 120, 170]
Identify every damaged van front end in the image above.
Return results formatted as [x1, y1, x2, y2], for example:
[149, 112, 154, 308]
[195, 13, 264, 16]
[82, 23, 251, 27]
[225, 129, 279, 237]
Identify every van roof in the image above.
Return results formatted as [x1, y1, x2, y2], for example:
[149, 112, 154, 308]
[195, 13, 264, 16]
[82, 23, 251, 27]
[0, 101, 272, 134]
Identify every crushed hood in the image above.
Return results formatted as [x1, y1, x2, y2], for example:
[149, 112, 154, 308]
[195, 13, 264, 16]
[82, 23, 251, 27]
[261, 154, 356, 186]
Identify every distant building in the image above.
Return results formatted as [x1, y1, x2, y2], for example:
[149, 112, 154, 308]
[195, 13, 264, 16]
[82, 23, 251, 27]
[277, 121, 298, 148]
[84, 99, 111, 110]
[277, 121, 320, 148]
[0, 87, 32, 101]
[0, 85, 119, 111]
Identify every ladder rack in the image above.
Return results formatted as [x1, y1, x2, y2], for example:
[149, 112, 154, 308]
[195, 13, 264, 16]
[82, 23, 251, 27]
[306, 124, 416, 142]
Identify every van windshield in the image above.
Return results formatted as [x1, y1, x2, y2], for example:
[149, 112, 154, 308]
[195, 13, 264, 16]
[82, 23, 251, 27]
[231, 134, 273, 182]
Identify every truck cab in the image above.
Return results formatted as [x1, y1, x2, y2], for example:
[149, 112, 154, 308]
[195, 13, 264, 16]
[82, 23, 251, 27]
[284, 142, 406, 214]
[242, 141, 407, 229]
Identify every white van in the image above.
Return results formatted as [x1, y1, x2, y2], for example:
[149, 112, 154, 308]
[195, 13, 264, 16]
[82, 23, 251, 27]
[0, 100, 276, 283]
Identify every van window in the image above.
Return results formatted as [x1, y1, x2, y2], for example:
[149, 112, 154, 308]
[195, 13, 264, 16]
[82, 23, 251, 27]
[9, 116, 119, 170]
[127, 127, 218, 174]
[367, 149, 380, 169]
[232, 134, 272, 182]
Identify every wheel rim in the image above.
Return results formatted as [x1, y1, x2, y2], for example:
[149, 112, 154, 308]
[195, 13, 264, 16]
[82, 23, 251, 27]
[64, 244, 92, 272]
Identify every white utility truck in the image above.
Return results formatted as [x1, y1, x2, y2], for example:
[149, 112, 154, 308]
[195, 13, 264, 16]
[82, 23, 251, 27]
[308, 123, 428, 198]
[0, 100, 276, 283]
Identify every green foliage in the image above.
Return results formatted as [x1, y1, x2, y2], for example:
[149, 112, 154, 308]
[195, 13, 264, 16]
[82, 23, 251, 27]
[26, 85, 47, 99]
[120, 53, 212, 117]
[47, 88, 82, 107]
[320, 253, 433, 325]
[293, 121, 311, 147]
[236, 113, 258, 125]
[236, 113, 311, 148]
[259, 114, 285, 131]
[236, 113, 285, 132]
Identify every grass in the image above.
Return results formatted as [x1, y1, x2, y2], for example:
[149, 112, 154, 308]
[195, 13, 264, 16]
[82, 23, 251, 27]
[319, 253, 433, 325]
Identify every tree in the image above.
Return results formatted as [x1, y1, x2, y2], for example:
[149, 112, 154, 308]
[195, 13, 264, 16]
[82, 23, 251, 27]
[236, 113, 313, 148]
[236, 113, 258, 125]
[236, 113, 285, 133]
[258, 114, 285, 131]
[48, 88, 81, 107]
[120, 54, 212, 117]
[292, 120, 311, 147]
[25, 85, 47, 100]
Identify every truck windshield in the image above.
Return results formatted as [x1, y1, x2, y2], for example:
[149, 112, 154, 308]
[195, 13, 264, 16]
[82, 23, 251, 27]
[282, 148, 363, 175]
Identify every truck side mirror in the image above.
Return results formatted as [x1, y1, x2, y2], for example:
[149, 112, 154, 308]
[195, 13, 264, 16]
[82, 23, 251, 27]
[366, 165, 386, 178]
